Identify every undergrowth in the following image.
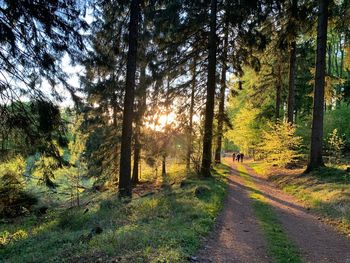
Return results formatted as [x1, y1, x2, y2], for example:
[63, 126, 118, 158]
[0, 164, 229, 263]
[251, 162, 350, 237]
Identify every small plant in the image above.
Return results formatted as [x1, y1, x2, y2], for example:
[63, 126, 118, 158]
[0, 156, 38, 217]
[259, 121, 302, 168]
[325, 129, 344, 164]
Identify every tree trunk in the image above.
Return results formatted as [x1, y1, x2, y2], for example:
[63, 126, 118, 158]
[201, 0, 217, 177]
[306, 0, 329, 172]
[340, 41, 344, 79]
[162, 154, 166, 176]
[276, 61, 282, 121]
[132, 65, 146, 185]
[276, 84, 281, 121]
[287, 40, 297, 123]
[132, 131, 141, 184]
[334, 41, 339, 77]
[214, 26, 228, 164]
[336, 40, 344, 107]
[119, 0, 140, 197]
[287, 0, 298, 123]
[327, 43, 332, 75]
[186, 57, 197, 172]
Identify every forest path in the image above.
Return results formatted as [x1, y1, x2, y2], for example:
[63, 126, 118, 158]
[196, 159, 269, 263]
[196, 159, 350, 263]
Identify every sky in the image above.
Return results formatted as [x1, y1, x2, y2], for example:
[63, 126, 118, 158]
[42, 11, 95, 108]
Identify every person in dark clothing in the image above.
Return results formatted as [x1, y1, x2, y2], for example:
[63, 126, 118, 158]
[240, 153, 244, 163]
[236, 153, 241, 162]
[232, 153, 236, 162]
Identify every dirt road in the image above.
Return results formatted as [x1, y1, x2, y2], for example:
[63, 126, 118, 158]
[196, 160, 350, 263]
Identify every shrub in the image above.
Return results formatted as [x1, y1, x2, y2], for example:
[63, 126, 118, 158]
[259, 122, 302, 167]
[324, 104, 350, 151]
[0, 170, 38, 217]
[325, 129, 345, 164]
[0, 156, 38, 217]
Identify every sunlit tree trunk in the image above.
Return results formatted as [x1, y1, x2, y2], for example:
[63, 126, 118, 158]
[306, 0, 329, 172]
[214, 25, 228, 164]
[186, 57, 197, 172]
[132, 138, 141, 184]
[119, 0, 140, 197]
[201, 0, 217, 177]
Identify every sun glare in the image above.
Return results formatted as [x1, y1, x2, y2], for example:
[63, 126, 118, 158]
[145, 112, 177, 131]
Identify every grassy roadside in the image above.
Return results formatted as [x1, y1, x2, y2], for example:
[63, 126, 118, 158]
[236, 163, 302, 263]
[0, 164, 229, 263]
[249, 161, 350, 237]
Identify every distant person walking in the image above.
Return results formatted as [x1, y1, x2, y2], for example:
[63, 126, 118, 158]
[232, 153, 236, 162]
[236, 153, 241, 162]
[240, 153, 244, 163]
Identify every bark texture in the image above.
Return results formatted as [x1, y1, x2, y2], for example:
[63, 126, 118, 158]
[119, 0, 140, 197]
[201, 0, 217, 177]
[214, 27, 228, 164]
[306, 0, 329, 172]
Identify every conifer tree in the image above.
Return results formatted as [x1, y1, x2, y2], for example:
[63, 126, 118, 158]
[287, 0, 298, 124]
[214, 23, 229, 164]
[306, 0, 329, 172]
[186, 56, 197, 172]
[131, 65, 147, 185]
[201, 0, 217, 177]
[119, 0, 141, 197]
[81, 1, 130, 184]
[0, 0, 87, 103]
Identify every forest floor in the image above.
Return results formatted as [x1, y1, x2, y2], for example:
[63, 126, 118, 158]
[0, 163, 230, 263]
[196, 159, 350, 263]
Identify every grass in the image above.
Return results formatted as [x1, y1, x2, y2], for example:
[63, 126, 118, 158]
[250, 162, 350, 237]
[236, 163, 303, 263]
[0, 163, 229, 263]
[248, 161, 269, 176]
